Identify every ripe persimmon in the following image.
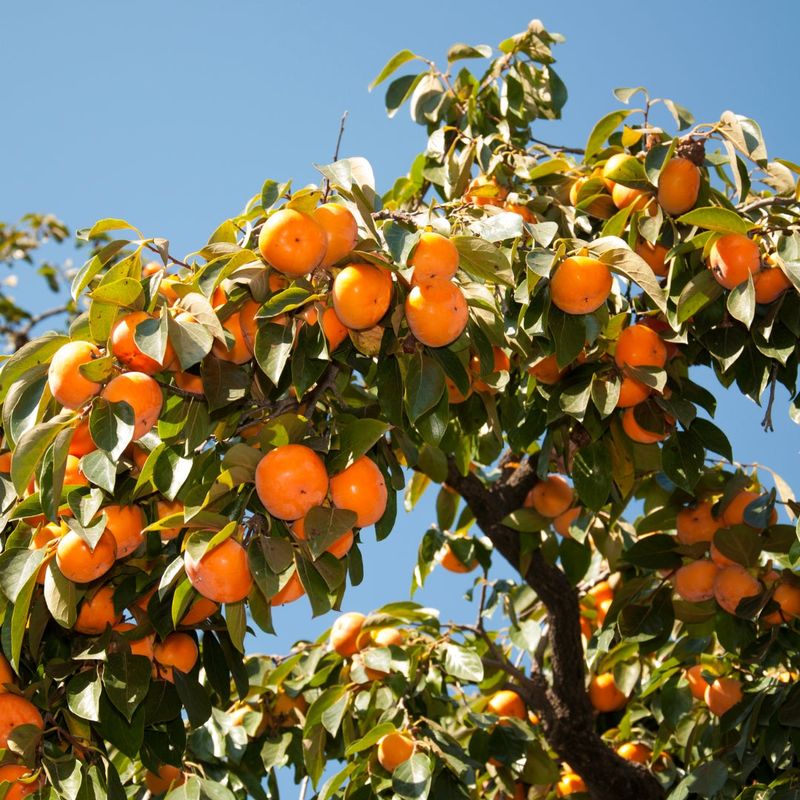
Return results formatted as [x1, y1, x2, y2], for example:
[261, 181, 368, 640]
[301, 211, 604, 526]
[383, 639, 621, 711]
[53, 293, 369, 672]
[31, 521, 62, 583]
[437, 544, 477, 573]
[525, 475, 573, 518]
[635, 240, 670, 278]
[74, 585, 121, 634]
[258, 208, 328, 277]
[0, 694, 44, 748]
[708, 234, 760, 290]
[617, 376, 651, 408]
[464, 175, 508, 207]
[754, 267, 793, 303]
[588, 580, 614, 606]
[409, 231, 459, 281]
[470, 347, 510, 392]
[173, 371, 204, 396]
[487, 689, 526, 719]
[709, 539, 737, 569]
[212, 310, 252, 364]
[674, 559, 718, 602]
[154, 632, 198, 682]
[104, 504, 145, 559]
[763, 581, 800, 625]
[602, 153, 636, 190]
[550, 256, 612, 315]
[290, 515, 353, 559]
[321, 307, 348, 351]
[621, 407, 672, 444]
[704, 676, 743, 716]
[445, 376, 471, 404]
[313, 203, 358, 268]
[588, 672, 627, 712]
[184, 537, 253, 604]
[64, 454, 89, 486]
[685, 664, 712, 700]
[377, 732, 415, 773]
[111, 311, 176, 374]
[657, 157, 701, 215]
[112, 623, 155, 659]
[615, 323, 667, 370]
[405, 279, 468, 347]
[527, 354, 565, 385]
[0, 655, 15, 689]
[554, 507, 581, 537]
[144, 764, 185, 795]
[612, 183, 654, 213]
[713, 564, 761, 614]
[48, 341, 103, 410]
[68, 418, 96, 457]
[0, 764, 44, 799]
[255, 444, 329, 521]
[616, 742, 652, 764]
[329, 455, 387, 527]
[557, 773, 587, 797]
[676, 501, 720, 545]
[330, 612, 366, 657]
[101, 372, 163, 440]
[371, 628, 404, 647]
[332, 263, 393, 330]
[180, 596, 219, 626]
[156, 499, 184, 541]
[721, 490, 774, 528]
[271, 572, 305, 606]
[56, 529, 117, 583]
[504, 201, 536, 222]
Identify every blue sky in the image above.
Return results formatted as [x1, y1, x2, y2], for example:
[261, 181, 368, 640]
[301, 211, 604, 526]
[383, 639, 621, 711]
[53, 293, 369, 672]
[3, 0, 800, 784]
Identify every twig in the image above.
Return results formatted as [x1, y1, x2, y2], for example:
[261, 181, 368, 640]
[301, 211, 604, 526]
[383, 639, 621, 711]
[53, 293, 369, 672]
[761, 363, 779, 432]
[299, 776, 309, 800]
[322, 111, 349, 203]
[156, 380, 207, 402]
[145, 242, 191, 270]
[530, 137, 585, 156]
[740, 195, 795, 215]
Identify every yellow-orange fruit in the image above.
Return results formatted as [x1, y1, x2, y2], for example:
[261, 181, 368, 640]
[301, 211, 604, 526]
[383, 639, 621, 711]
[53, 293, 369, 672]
[111, 311, 176, 374]
[291, 515, 354, 559]
[588, 672, 627, 712]
[674, 559, 718, 602]
[372, 628, 404, 647]
[185, 537, 252, 604]
[709, 539, 737, 569]
[156, 499, 185, 541]
[0, 694, 44, 748]
[554, 507, 581, 537]
[527, 354, 565, 385]
[616, 742, 652, 764]
[212, 310, 252, 364]
[588, 580, 615, 606]
[405, 279, 468, 348]
[612, 183, 654, 213]
[113, 623, 155, 659]
[504, 201, 537, 222]
[708, 234, 760, 290]
[615, 323, 667, 370]
[255, 444, 329, 521]
[101, 372, 163, 440]
[332, 263, 393, 330]
[31, 522, 62, 584]
[685, 664, 712, 701]
[377, 732, 415, 773]
[154, 632, 199, 682]
[445, 376, 471, 404]
[174, 371, 204, 396]
[437, 544, 477, 573]
[0, 763, 44, 799]
[557, 773, 587, 797]
[487, 689, 526, 719]
[69, 418, 96, 457]
[64, 454, 89, 486]
[104, 504, 145, 559]
[550, 256, 613, 315]
[470, 347, 510, 392]
[237, 299, 262, 357]
[144, 764, 185, 796]
[0, 453, 10, 474]
[56, 530, 117, 583]
[713, 565, 761, 614]
[48, 341, 103, 410]
[617, 375, 651, 408]
[464, 176, 508, 207]
[314, 203, 358, 268]
[270, 572, 305, 606]
[75, 585, 121, 634]
[321, 307, 348, 351]
[258, 208, 328, 277]
[635, 240, 670, 278]
[330, 612, 366, 657]
[657, 157, 701, 215]
[621, 408, 671, 444]
[525, 475, 573, 518]
[0, 654, 15, 689]
[676, 501, 721, 545]
[754, 267, 793, 304]
[409, 232, 459, 281]
[763, 582, 800, 625]
[704, 677, 743, 716]
[180, 596, 219, 626]
[721, 490, 774, 528]
[329, 455, 387, 528]
[602, 153, 635, 190]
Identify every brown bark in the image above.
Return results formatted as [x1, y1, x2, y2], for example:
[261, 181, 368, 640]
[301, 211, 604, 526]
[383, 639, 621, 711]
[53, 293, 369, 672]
[446, 458, 665, 800]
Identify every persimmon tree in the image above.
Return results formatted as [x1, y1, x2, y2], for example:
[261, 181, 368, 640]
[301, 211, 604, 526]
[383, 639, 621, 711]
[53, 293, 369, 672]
[1, 18, 800, 800]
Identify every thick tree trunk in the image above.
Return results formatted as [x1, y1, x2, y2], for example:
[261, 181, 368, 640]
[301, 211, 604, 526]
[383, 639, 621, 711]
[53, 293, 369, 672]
[445, 459, 665, 800]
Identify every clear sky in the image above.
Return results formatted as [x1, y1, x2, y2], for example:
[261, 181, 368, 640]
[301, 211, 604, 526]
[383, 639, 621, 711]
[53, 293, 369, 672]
[3, 0, 800, 784]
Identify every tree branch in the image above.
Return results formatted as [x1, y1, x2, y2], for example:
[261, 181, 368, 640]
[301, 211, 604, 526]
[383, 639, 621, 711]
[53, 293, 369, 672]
[322, 111, 349, 203]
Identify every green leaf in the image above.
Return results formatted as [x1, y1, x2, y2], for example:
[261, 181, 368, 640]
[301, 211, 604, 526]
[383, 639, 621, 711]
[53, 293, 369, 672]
[301, 506, 358, 559]
[726, 274, 756, 327]
[102, 652, 152, 722]
[447, 43, 492, 62]
[344, 721, 396, 755]
[89, 399, 135, 460]
[405, 354, 445, 422]
[85, 218, 142, 239]
[327, 416, 390, 474]
[304, 686, 348, 737]
[80, 450, 117, 493]
[585, 110, 631, 160]
[0, 549, 44, 604]
[43, 562, 78, 628]
[591, 238, 667, 313]
[676, 270, 723, 324]
[441, 643, 484, 682]
[369, 50, 419, 90]
[662, 431, 704, 492]
[10, 412, 72, 495]
[676, 207, 753, 235]
[392, 753, 432, 800]
[713, 526, 762, 567]
[624, 533, 681, 570]
[573, 441, 613, 511]
[0, 333, 68, 405]
[67, 670, 102, 722]
[671, 761, 728, 799]
[91, 277, 142, 306]
[662, 98, 695, 131]
[453, 236, 513, 286]
[690, 418, 733, 462]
